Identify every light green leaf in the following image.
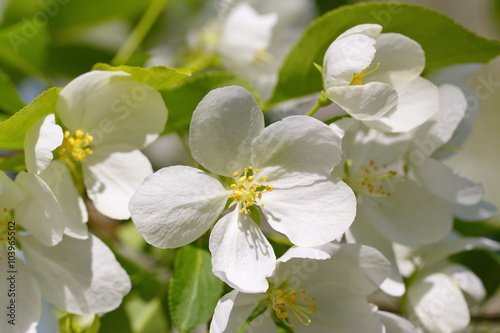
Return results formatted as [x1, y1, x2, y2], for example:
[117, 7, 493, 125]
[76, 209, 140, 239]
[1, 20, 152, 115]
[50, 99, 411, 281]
[0, 19, 49, 76]
[92, 63, 193, 90]
[0, 87, 60, 150]
[162, 71, 262, 133]
[0, 68, 25, 114]
[169, 245, 223, 333]
[125, 294, 170, 333]
[268, 3, 500, 106]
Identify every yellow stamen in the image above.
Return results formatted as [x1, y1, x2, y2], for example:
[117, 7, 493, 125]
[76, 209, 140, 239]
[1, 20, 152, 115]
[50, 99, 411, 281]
[350, 63, 381, 86]
[57, 130, 94, 163]
[230, 166, 273, 213]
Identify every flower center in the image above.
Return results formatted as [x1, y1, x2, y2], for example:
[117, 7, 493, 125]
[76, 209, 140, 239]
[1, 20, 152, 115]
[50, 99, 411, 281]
[345, 159, 396, 198]
[229, 167, 274, 214]
[253, 48, 274, 66]
[350, 63, 381, 86]
[0, 207, 13, 244]
[57, 130, 94, 163]
[270, 286, 317, 330]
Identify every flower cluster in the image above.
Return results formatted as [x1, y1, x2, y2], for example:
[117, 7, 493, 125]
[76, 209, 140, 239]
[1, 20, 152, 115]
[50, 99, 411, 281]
[0, 2, 498, 333]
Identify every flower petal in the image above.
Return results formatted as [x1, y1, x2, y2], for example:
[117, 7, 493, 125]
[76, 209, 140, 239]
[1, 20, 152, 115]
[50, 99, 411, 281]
[277, 242, 340, 263]
[209, 210, 276, 293]
[57, 70, 167, 150]
[251, 115, 343, 183]
[408, 273, 469, 333]
[39, 161, 88, 239]
[451, 200, 498, 221]
[210, 290, 269, 333]
[323, 33, 377, 87]
[336, 23, 382, 40]
[377, 311, 418, 333]
[24, 114, 63, 175]
[21, 234, 131, 314]
[369, 33, 425, 82]
[1, 246, 42, 333]
[0, 171, 24, 209]
[441, 264, 485, 303]
[362, 178, 452, 246]
[413, 156, 483, 206]
[365, 77, 439, 133]
[261, 178, 356, 247]
[14, 172, 65, 246]
[130, 165, 230, 249]
[189, 86, 264, 176]
[346, 210, 405, 297]
[83, 147, 153, 220]
[327, 82, 398, 121]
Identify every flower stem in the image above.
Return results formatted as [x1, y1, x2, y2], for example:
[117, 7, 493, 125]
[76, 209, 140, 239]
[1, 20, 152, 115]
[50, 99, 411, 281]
[305, 90, 332, 117]
[111, 0, 168, 65]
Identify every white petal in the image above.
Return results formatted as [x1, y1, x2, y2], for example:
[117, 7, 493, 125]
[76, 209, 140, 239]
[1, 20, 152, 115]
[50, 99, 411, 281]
[0, 171, 24, 209]
[416, 235, 500, 267]
[323, 33, 377, 87]
[411, 84, 467, 153]
[130, 166, 230, 249]
[0, 246, 42, 333]
[57, 70, 167, 149]
[219, 3, 278, 65]
[24, 114, 63, 174]
[452, 200, 498, 221]
[277, 242, 340, 263]
[365, 77, 439, 133]
[408, 273, 469, 333]
[362, 178, 452, 246]
[83, 147, 153, 220]
[210, 290, 269, 333]
[441, 264, 486, 303]
[21, 234, 131, 314]
[209, 210, 275, 293]
[14, 172, 65, 246]
[377, 311, 419, 333]
[370, 33, 425, 82]
[326, 82, 398, 120]
[346, 211, 405, 297]
[39, 161, 88, 239]
[261, 178, 356, 247]
[251, 115, 343, 182]
[413, 156, 483, 205]
[189, 86, 264, 176]
[336, 24, 382, 40]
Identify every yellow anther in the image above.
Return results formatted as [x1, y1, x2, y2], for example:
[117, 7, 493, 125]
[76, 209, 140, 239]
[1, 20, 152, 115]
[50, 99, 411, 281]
[231, 167, 273, 213]
[266, 185, 274, 191]
[350, 63, 381, 86]
[261, 175, 267, 181]
[259, 203, 264, 207]
[239, 176, 247, 183]
[57, 129, 94, 163]
[253, 168, 259, 173]
[233, 172, 239, 177]
[253, 182, 261, 187]
[248, 176, 255, 182]
[231, 184, 237, 189]
[240, 208, 246, 213]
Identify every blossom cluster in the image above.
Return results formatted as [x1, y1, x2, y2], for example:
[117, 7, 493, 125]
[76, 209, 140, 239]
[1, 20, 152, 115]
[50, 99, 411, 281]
[0, 1, 499, 333]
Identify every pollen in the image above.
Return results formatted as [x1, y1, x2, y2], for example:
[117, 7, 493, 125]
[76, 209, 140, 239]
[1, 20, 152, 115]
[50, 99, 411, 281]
[229, 166, 273, 214]
[345, 159, 396, 199]
[269, 286, 317, 329]
[350, 63, 381, 86]
[57, 130, 94, 163]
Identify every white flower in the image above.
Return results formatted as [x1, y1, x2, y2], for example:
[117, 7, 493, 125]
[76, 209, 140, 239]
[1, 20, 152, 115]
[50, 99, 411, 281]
[323, 24, 439, 132]
[0, 171, 131, 332]
[25, 70, 168, 220]
[130, 86, 356, 293]
[210, 243, 417, 333]
[394, 234, 500, 333]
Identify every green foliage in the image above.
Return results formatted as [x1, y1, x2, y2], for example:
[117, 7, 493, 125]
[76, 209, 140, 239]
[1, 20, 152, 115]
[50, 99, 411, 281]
[0, 86, 60, 150]
[0, 68, 25, 114]
[92, 63, 193, 91]
[268, 3, 500, 106]
[59, 314, 101, 333]
[162, 71, 262, 133]
[169, 245, 223, 333]
[125, 294, 170, 333]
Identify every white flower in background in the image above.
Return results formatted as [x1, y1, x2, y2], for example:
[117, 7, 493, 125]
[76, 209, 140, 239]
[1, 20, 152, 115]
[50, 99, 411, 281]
[130, 86, 356, 293]
[211, 243, 418, 333]
[0, 171, 131, 332]
[24, 70, 168, 220]
[323, 24, 439, 132]
[394, 234, 500, 333]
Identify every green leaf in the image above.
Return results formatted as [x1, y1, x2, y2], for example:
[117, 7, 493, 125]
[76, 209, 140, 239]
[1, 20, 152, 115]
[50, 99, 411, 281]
[162, 71, 262, 133]
[58, 314, 101, 333]
[0, 19, 49, 77]
[169, 245, 223, 333]
[0, 68, 25, 114]
[0, 87, 60, 150]
[125, 294, 170, 333]
[268, 3, 500, 106]
[92, 63, 193, 90]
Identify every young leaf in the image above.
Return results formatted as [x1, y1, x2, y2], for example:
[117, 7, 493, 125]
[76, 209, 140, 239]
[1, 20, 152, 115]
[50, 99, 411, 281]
[0, 87, 60, 150]
[169, 245, 223, 333]
[268, 3, 500, 106]
[92, 63, 192, 90]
